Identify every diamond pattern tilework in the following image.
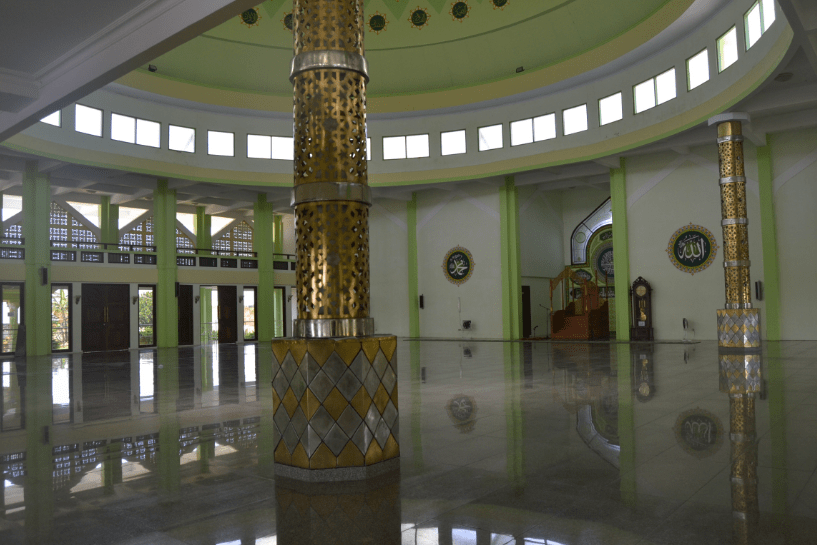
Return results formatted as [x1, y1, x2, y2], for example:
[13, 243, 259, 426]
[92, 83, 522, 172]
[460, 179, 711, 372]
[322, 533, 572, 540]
[716, 309, 761, 348]
[309, 370, 335, 402]
[270, 336, 399, 473]
[372, 350, 388, 378]
[337, 367, 362, 401]
[337, 405, 363, 437]
[322, 352, 347, 383]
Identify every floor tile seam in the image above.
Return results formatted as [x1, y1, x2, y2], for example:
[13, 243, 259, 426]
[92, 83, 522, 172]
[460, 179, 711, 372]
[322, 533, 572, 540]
[153, 496, 273, 533]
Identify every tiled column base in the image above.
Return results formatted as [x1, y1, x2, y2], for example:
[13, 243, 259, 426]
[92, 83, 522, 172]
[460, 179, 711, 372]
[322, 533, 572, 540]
[716, 308, 761, 349]
[270, 335, 399, 481]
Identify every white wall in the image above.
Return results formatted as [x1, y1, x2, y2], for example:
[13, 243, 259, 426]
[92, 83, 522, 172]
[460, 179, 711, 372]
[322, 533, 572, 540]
[626, 145, 766, 341]
[771, 127, 817, 340]
[416, 186, 503, 339]
[560, 187, 611, 266]
[369, 199, 410, 337]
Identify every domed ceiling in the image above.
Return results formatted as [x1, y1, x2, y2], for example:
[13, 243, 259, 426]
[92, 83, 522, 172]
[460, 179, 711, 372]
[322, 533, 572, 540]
[119, 0, 692, 111]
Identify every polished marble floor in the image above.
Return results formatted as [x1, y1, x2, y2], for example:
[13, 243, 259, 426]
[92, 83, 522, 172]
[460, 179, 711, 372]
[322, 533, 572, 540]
[0, 340, 815, 544]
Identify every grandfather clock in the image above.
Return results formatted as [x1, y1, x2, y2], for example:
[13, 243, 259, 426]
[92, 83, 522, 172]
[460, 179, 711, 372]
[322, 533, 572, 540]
[630, 277, 653, 341]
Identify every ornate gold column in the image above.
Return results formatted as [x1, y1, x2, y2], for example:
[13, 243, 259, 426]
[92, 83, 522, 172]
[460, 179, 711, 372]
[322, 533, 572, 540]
[712, 115, 761, 349]
[719, 353, 761, 544]
[270, 0, 399, 481]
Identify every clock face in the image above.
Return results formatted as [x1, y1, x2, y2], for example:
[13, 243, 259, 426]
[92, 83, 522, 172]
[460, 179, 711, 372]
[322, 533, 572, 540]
[636, 285, 647, 297]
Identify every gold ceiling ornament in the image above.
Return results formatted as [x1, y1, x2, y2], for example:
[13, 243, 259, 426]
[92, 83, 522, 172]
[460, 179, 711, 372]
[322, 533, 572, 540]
[238, 7, 262, 28]
[408, 7, 431, 30]
[450, 1, 471, 22]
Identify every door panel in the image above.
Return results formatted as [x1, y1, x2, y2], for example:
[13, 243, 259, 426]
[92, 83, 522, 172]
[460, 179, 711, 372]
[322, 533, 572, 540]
[82, 284, 130, 351]
[217, 286, 237, 344]
[178, 285, 194, 345]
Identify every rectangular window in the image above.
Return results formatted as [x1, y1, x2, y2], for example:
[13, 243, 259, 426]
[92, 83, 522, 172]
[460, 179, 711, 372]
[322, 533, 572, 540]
[533, 113, 556, 141]
[271, 136, 294, 160]
[111, 113, 136, 143]
[510, 119, 534, 146]
[247, 134, 272, 159]
[478, 124, 503, 151]
[634, 79, 657, 113]
[441, 130, 467, 155]
[382, 135, 429, 159]
[40, 111, 61, 127]
[169, 125, 195, 153]
[761, 0, 775, 31]
[136, 119, 160, 148]
[687, 49, 710, 90]
[243, 287, 257, 341]
[51, 284, 71, 352]
[655, 68, 677, 104]
[563, 104, 588, 136]
[406, 134, 429, 158]
[717, 27, 739, 72]
[138, 286, 156, 347]
[366, 137, 371, 161]
[383, 136, 406, 160]
[75, 104, 103, 137]
[208, 131, 235, 156]
[599, 92, 623, 126]
[745, 2, 763, 49]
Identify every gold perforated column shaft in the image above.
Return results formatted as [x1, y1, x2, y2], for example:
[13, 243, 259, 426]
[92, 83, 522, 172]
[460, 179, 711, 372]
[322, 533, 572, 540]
[718, 121, 752, 308]
[292, 0, 370, 323]
[729, 394, 759, 544]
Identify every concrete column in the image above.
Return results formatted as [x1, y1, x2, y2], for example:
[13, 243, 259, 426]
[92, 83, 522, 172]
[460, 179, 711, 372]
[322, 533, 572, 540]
[254, 194, 275, 342]
[99, 195, 119, 247]
[154, 180, 178, 348]
[195, 205, 211, 252]
[610, 160, 631, 341]
[22, 162, 51, 356]
[407, 193, 419, 338]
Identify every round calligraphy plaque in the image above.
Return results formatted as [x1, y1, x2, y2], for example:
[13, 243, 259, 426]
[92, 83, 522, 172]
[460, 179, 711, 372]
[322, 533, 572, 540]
[673, 408, 724, 458]
[443, 246, 474, 286]
[666, 224, 718, 275]
[592, 241, 614, 280]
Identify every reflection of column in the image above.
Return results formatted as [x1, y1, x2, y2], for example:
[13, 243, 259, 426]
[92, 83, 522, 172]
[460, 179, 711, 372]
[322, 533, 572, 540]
[617, 343, 636, 506]
[409, 339, 423, 469]
[503, 343, 524, 486]
[103, 441, 123, 494]
[275, 475, 400, 544]
[765, 344, 788, 528]
[270, 0, 398, 481]
[24, 354, 54, 544]
[157, 348, 180, 496]
[712, 116, 760, 348]
[719, 353, 761, 545]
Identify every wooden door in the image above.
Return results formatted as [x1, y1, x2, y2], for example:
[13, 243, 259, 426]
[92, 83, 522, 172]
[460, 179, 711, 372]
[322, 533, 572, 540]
[522, 285, 532, 338]
[82, 284, 130, 351]
[178, 285, 194, 345]
[217, 286, 237, 343]
[81, 284, 106, 352]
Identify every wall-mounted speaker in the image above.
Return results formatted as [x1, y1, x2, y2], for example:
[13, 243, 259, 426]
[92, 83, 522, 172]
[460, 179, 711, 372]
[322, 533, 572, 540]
[40, 267, 48, 286]
[419, 295, 424, 309]
[755, 281, 763, 301]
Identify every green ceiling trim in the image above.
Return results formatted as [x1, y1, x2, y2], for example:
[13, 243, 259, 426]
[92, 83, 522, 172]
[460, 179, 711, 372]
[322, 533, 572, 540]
[427, 0, 448, 15]
[261, 0, 289, 19]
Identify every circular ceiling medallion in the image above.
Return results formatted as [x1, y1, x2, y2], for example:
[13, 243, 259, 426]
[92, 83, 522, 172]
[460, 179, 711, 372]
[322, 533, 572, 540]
[369, 12, 388, 34]
[409, 8, 430, 30]
[592, 241, 614, 280]
[451, 1, 470, 21]
[443, 246, 474, 285]
[282, 12, 293, 31]
[673, 408, 724, 458]
[667, 223, 719, 275]
[239, 8, 261, 28]
[492, 0, 509, 9]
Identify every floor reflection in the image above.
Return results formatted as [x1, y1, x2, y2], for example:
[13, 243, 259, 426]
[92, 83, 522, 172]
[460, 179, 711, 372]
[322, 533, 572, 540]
[0, 340, 814, 544]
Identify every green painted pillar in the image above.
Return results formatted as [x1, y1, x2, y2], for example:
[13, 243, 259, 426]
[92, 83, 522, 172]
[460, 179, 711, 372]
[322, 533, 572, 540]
[157, 348, 180, 497]
[200, 287, 214, 345]
[273, 213, 284, 255]
[610, 160, 631, 341]
[757, 140, 782, 341]
[499, 176, 522, 340]
[616, 343, 637, 506]
[99, 196, 119, 247]
[409, 340, 423, 469]
[24, 355, 54, 543]
[154, 180, 178, 348]
[407, 193, 420, 338]
[254, 195, 277, 341]
[22, 162, 51, 356]
[195, 206, 211, 252]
